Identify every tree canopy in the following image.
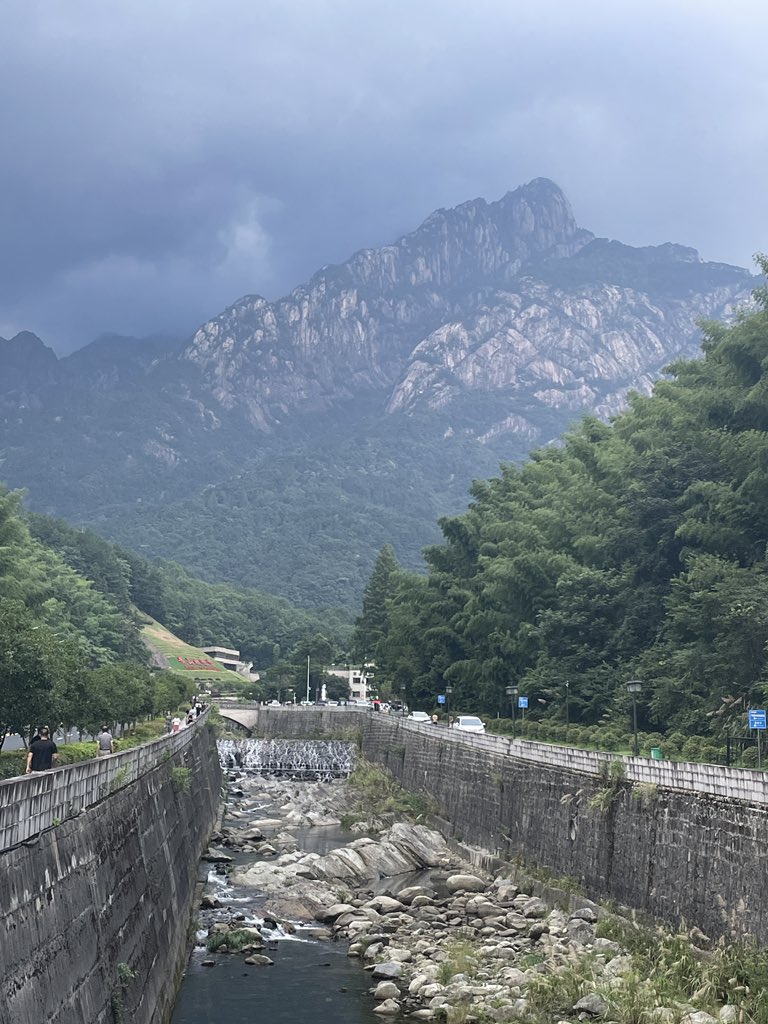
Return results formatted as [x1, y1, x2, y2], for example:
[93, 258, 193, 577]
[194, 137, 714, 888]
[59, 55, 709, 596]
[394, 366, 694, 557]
[374, 264, 768, 738]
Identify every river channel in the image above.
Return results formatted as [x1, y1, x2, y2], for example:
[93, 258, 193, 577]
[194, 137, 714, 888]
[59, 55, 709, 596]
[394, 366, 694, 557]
[169, 775, 386, 1024]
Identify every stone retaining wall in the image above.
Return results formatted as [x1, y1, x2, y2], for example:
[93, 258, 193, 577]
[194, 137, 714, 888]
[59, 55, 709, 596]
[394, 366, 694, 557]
[231, 707, 768, 941]
[359, 715, 768, 943]
[0, 722, 222, 1024]
[0, 714, 211, 851]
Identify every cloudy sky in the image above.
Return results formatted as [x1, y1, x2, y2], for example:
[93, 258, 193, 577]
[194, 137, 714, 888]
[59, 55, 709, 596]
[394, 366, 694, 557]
[2, 0, 767, 354]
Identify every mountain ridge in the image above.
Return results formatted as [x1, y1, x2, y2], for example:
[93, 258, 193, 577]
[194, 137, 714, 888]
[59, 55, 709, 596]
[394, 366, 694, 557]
[0, 179, 757, 607]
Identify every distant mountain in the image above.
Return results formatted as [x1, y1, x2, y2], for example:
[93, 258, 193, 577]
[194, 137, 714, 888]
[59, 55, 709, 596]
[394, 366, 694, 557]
[0, 331, 57, 394]
[0, 179, 756, 608]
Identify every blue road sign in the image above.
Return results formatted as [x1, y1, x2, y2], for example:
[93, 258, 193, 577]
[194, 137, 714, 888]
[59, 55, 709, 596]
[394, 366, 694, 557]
[437, 694, 446, 705]
[748, 709, 766, 730]
[518, 696, 529, 709]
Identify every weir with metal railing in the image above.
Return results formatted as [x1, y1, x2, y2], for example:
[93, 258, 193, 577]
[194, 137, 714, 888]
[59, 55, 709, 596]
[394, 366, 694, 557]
[218, 738, 356, 779]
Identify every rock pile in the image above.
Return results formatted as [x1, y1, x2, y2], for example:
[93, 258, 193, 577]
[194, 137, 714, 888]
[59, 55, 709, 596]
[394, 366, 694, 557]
[202, 773, 741, 1023]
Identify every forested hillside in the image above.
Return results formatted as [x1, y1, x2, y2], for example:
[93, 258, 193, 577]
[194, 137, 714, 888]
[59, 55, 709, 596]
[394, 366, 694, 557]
[366, 264, 768, 742]
[0, 495, 351, 746]
[27, 513, 352, 665]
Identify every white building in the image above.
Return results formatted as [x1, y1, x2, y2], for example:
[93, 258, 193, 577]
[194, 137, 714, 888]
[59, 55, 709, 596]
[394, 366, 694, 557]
[202, 646, 259, 682]
[327, 664, 375, 701]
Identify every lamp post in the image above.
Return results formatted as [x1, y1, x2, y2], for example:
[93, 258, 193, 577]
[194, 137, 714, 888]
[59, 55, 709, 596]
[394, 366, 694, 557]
[445, 686, 453, 723]
[505, 685, 518, 739]
[306, 655, 311, 704]
[565, 680, 570, 737]
[401, 684, 407, 717]
[626, 680, 642, 756]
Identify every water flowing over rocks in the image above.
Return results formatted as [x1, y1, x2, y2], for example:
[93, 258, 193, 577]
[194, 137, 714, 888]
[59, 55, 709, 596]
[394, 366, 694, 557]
[196, 766, 750, 1023]
[218, 737, 356, 778]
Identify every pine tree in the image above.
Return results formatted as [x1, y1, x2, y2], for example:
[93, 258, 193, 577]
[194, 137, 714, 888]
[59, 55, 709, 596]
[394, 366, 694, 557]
[352, 545, 400, 665]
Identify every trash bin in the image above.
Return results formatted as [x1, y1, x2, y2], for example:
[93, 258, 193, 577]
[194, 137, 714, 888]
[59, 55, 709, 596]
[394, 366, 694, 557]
[650, 747, 663, 760]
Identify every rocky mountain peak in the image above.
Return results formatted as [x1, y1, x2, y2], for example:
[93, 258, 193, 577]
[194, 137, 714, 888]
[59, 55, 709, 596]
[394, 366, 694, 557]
[0, 331, 58, 393]
[182, 180, 604, 426]
[0, 181, 758, 608]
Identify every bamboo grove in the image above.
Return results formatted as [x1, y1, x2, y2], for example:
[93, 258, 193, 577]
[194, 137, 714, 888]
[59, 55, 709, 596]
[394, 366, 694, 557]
[359, 260, 768, 744]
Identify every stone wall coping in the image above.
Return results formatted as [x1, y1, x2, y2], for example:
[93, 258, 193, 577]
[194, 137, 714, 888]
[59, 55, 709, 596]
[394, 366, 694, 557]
[395, 720, 768, 803]
[0, 712, 209, 852]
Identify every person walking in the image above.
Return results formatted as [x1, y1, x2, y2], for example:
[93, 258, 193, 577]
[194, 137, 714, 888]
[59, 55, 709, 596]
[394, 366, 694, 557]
[171, 715, 181, 734]
[96, 726, 115, 757]
[26, 727, 58, 773]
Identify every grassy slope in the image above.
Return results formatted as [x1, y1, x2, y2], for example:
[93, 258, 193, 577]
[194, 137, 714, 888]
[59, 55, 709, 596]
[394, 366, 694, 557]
[140, 618, 232, 682]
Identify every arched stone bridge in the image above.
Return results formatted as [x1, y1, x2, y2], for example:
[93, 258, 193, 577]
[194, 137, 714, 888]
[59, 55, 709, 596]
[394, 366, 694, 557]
[218, 705, 259, 731]
[217, 704, 367, 738]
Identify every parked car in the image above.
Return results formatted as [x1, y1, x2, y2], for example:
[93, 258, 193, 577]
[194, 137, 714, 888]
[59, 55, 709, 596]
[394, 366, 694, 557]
[408, 711, 431, 723]
[267, 700, 281, 707]
[450, 715, 486, 734]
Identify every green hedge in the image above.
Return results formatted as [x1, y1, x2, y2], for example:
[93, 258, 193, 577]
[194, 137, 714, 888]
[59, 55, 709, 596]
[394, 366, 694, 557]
[0, 718, 170, 781]
[483, 717, 730, 764]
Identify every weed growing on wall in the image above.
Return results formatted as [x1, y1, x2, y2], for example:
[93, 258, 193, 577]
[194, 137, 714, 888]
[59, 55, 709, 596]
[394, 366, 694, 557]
[170, 766, 191, 794]
[110, 962, 136, 1023]
[631, 781, 658, 810]
[108, 767, 130, 794]
[588, 759, 626, 812]
[340, 758, 435, 828]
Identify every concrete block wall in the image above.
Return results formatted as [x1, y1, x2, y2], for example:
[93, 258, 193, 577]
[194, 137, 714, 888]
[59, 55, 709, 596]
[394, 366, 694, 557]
[0, 723, 221, 1024]
[361, 715, 768, 944]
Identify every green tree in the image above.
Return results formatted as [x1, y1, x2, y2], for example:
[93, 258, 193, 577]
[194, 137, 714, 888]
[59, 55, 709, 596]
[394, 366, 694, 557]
[352, 545, 400, 666]
[0, 600, 86, 747]
[380, 265, 768, 734]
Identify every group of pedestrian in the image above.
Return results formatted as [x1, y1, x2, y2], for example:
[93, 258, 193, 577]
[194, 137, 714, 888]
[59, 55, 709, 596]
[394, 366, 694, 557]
[26, 698, 206, 778]
[165, 699, 206, 735]
[25, 723, 116, 775]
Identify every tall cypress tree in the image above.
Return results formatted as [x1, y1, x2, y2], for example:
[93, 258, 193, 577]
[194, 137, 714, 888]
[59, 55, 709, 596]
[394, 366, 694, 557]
[353, 544, 400, 665]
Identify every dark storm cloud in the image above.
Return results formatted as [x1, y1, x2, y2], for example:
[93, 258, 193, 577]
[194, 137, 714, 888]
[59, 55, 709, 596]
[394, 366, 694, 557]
[2, 0, 767, 352]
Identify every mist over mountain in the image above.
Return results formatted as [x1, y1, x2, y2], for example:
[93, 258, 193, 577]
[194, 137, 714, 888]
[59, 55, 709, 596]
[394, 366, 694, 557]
[0, 179, 755, 607]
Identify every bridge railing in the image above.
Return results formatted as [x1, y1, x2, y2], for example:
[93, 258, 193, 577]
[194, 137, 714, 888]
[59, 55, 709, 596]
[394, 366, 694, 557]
[0, 711, 209, 852]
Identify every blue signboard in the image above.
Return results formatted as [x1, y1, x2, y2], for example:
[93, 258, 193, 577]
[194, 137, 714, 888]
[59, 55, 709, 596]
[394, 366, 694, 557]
[518, 696, 529, 709]
[748, 709, 766, 730]
[437, 694, 446, 705]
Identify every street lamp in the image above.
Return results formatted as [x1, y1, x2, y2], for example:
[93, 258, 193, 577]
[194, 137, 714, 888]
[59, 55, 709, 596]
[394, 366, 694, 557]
[445, 686, 453, 722]
[565, 680, 570, 737]
[400, 684, 407, 717]
[505, 685, 519, 739]
[626, 680, 642, 756]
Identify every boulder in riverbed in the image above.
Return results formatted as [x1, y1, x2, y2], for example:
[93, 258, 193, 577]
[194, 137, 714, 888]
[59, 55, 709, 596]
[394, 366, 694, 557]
[446, 874, 486, 893]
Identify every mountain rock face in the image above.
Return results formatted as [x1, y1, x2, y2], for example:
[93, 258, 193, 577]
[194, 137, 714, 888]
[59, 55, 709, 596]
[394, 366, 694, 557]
[0, 179, 756, 607]
[182, 179, 751, 444]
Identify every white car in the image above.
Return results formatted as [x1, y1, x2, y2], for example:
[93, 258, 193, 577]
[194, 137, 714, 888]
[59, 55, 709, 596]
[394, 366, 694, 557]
[451, 715, 486, 734]
[408, 711, 431, 723]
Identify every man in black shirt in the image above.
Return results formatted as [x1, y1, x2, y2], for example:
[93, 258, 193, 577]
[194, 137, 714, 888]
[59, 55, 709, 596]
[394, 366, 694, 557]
[26, 727, 59, 773]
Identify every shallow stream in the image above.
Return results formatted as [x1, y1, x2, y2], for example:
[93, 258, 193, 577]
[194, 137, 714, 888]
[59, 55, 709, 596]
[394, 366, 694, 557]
[169, 776, 388, 1024]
